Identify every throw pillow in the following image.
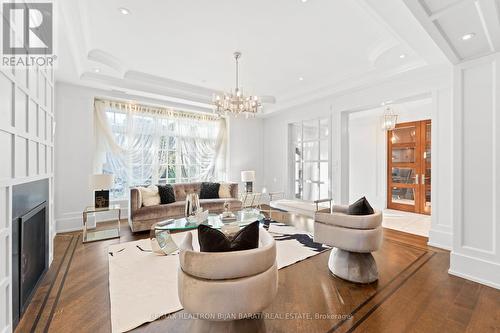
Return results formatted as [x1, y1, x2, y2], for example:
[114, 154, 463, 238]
[199, 182, 220, 199]
[347, 196, 374, 215]
[139, 185, 161, 207]
[218, 182, 232, 198]
[158, 184, 176, 204]
[198, 221, 260, 252]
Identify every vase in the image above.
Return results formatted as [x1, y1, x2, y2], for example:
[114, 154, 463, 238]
[185, 193, 200, 216]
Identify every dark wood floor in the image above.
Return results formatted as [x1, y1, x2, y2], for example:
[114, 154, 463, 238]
[16, 209, 500, 333]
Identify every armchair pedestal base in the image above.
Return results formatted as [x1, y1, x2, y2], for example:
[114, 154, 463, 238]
[328, 248, 378, 284]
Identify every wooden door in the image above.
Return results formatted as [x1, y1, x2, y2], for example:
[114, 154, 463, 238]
[387, 120, 431, 215]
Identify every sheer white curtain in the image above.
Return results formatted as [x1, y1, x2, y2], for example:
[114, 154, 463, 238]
[94, 100, 227, 198]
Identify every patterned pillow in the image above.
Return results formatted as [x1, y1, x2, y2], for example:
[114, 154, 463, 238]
[138, 185, 161, 206]
[199, 182, 220, 199]
[157, 184, 176, 204]
[218, 182, 232, 198]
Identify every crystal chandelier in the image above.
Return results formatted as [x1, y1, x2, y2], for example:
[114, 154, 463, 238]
[382, 105, 398, 130]
[213, 52, 262, 117]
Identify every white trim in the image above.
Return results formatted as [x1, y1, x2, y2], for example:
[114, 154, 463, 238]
[449, 252, 500, 290]
[427, 229, 452, 250]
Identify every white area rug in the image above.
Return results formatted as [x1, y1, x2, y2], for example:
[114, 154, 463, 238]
[108, 223, 329, 333]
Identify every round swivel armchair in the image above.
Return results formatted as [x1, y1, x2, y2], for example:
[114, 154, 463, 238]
[178, 227, 278, 321]
[314, 205, 383, 283]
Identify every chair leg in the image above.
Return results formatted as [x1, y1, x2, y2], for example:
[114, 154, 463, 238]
[328, 248, 378, 284]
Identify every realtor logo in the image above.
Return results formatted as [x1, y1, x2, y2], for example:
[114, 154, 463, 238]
[2, 2, 53, 54]
[1, 1, 55, 67]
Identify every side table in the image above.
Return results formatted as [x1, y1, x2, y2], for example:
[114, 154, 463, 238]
[82, 204, 121, 243]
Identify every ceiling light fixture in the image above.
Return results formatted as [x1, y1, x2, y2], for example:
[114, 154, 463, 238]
[382, 105, 398, 131]
[299, 77, 304, 81]
[213, 52, 262, 118]
[93, 68, 100, 73]
[399, 54, 406, 59]
[119, 7, 130, 15]
[301, 0, 308, 2]
[461, 33, 475, 41]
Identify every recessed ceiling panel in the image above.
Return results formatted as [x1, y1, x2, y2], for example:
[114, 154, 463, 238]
[434, 1, 491, 60]
[421, 0, 463, 14]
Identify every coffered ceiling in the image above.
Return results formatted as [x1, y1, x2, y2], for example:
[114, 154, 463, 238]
[404, 0, 500, 63]
[56, 0, 448, 114]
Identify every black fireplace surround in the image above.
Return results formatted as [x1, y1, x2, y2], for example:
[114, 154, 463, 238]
[12, 179, 49, 328]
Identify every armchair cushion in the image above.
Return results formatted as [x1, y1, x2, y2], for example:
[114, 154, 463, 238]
[198, 221, 259, 252]
[347, 196, 374, 215]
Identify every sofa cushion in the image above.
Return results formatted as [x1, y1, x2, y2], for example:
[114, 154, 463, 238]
[347, 197, 374, 215]
[198, 221, 260, 252]
[199, 182, 220, 199]
[133, 202, 185, 221]
[218, 182, 232, 198]
[138, 185, 161, 207]
[158, 184, 176, 204]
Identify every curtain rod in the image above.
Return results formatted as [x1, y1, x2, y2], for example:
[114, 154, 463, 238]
[94, 97, 221, 122]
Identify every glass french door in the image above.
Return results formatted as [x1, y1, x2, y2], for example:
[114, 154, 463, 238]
[387, 120, 431, 215]
[289, 118, 331, 201]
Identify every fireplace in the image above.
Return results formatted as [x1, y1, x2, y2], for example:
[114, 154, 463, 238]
[12, 180, 49, 328]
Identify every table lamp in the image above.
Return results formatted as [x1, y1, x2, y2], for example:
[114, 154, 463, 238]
[90, 174, 114, 208]
[241, 170, 255, 193]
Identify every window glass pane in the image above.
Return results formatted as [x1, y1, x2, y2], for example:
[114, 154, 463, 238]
[392, 147, 415, 163]
[319, 140, 328, 160]
[391, 187, 415, 205]
[391, 126, 416, 144]
[391, 168, 417, 184]
[319, 162, 328, 183]
[303, 120, 318, 141]
[303, 162, 319, 182]
[303, 141, 319, 161]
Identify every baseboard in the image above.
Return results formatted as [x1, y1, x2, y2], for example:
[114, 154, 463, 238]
[449, 252, 500, 290]
[56, 208, 128, 233]
[427, 229, 452, 250]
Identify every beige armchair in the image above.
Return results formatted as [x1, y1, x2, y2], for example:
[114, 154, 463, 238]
[314, 205, 383, 283]
[178, 228, 278, 320]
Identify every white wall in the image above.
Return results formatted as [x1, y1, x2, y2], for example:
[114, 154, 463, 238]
[449, 53, 500, 289]
[0, 66, 55, 333]
[228, 116, 264, 192]
[263, 65, 453, 250]
[348, 99, 432, 209]
[54, 82, 263, 232]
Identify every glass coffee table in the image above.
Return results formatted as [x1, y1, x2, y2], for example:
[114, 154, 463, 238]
[155, 209, 266, 232]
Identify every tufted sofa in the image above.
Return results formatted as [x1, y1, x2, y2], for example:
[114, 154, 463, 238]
[128, 182, 242, 232]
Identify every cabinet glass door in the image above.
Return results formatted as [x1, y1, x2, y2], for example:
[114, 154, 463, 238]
[387, 120, 431, 215]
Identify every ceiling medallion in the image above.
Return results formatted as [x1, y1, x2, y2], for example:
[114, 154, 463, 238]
[213, 52, 262, 118]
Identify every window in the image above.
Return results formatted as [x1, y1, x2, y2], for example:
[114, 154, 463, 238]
[97, 102, 225, 199]
[289, 117, 331, 201]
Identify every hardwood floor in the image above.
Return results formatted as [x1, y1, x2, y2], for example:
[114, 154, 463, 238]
[16, 210, 500, 333]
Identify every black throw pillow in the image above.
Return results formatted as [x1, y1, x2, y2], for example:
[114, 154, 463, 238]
[157, 184, 176, 204]
[347, 196, 374, 215]
[198, 221, 260, 252]
[199, 182, 220, 199]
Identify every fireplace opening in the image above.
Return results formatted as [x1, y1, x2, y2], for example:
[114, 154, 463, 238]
[12, 179, 49, 329]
